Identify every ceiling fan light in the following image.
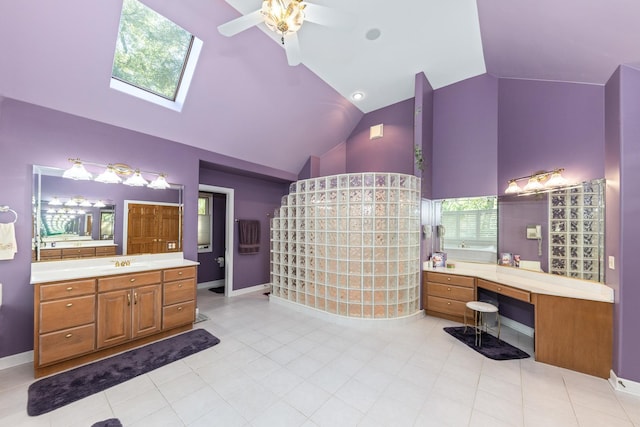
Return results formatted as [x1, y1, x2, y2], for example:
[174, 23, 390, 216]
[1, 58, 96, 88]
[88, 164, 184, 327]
[262, 0, 305, 37]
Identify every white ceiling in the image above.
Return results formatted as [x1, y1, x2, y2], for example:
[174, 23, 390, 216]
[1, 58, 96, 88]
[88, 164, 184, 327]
[224, 0, 487, 113]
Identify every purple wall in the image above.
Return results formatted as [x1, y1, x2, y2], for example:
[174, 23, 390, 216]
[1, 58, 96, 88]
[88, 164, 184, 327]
[345, 99, 415, 174]
[319, 142, 346, 177]
[199, 168, 289, 290]
[0, 98, 294, 359]
[498, 196, 549, 272]
[433, 74, 498, 199]
[298, 156, 320, 181]
[498, 79, 605, 187]
[606, 65, 640, 382]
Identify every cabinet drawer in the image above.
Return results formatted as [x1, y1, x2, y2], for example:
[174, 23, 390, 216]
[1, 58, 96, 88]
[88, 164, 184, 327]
[426, 272, 475, 288]
[427, 282, 474, 302]
[163, 300, 195, 330]
[163, 266, 196, 282]
[95, 246, 117, 256]
[62, 247, 96, 258]
[98, 271, 162, 292]
[477, 279, 531, 302]
[39, 324, 96, 366]
[39, 279, 96, 301]
[164, 279, 196, 306]
[40, 248, 62, 260]
[426, 295, 469, 317]
[40, 295, 95, 334]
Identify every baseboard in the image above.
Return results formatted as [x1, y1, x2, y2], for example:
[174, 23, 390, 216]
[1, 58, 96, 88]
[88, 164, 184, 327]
[500, 317, 535, 338]
[197, 279, 224, 290]
[229, 283, 270, 297]
[0, 350, 33, 370]
[609, 369, 640, 396]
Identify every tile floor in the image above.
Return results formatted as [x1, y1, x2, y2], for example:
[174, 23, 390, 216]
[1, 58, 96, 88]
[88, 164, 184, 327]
[1, 289, 639, 427]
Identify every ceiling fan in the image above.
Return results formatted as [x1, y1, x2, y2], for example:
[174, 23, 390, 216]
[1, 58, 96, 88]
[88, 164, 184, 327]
[218, 0, 344, 66]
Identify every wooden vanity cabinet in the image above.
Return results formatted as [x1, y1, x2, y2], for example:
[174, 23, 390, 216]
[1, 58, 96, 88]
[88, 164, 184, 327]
[423, 271, 475, 323]
[97, 271, 162, 349]
[39, 245, 117, 261]
[162, 267, 197, 329]
[34, 278, 97, 367]
[34, 265, 196, 378]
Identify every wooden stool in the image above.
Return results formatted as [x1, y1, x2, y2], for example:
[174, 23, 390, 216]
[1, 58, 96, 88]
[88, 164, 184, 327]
[464, 301, 500, 347]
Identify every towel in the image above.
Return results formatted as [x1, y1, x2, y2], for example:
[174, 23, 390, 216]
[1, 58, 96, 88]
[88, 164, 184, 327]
[238, 220, 260, 254]
[0, 223, 17, 260]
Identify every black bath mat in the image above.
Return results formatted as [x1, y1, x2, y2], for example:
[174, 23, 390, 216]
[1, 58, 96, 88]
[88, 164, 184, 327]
[209, 286, 225, 294]
[92, 419, 122, 427]
[27, 329, 220, 416]
[444, 326, 530, 360]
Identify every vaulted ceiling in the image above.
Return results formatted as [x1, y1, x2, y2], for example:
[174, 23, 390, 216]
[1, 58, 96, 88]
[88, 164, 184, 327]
[1, 1, 639, 175]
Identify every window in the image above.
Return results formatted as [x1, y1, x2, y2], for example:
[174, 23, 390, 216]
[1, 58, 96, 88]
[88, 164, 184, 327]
[439, 196, 497, 249]
[111, 0, 203, 111]
[197, 192, 213, 252]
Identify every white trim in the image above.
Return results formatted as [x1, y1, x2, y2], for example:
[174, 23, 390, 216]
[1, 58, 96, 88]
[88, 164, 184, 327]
[229, 283, 270, 297]
[609, 370, 640, 396]
[197, 279, 224, 290]
[0, 350, 33, 370]
[198, 185, 234, 297]
[122, 200, 181, 255]
[269, 295, 425, 328]
[500, 316, 535, 338]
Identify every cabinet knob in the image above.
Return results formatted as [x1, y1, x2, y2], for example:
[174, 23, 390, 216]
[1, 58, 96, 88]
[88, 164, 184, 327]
[65, 333, 73, 338]
[66, 303, 73, 307]
[66, 287, 73, 291]
[130, 278, 136, 282]
[447, 278, 451, 281]
[447, 302, 451, 305]
[178, 271, 183, 275]
[178, 284, 183, 288]
[447, 287, 451, 291]
[177, 306, 183, 311]
[497, 287, 502, 291]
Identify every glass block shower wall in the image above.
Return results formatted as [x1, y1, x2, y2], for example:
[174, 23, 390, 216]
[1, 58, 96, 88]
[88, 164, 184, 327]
[270, 173, 421, 319]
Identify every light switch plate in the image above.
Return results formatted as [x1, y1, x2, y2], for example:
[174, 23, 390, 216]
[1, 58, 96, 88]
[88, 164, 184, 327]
[608, 256, 615, 270]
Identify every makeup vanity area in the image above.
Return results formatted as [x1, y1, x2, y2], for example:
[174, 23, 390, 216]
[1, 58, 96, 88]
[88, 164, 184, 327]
[30, 163, 198, 378]
[423, 262, 613, 378]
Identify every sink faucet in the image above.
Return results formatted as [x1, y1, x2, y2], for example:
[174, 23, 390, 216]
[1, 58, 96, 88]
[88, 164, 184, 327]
[114, 260, 131, 267]
[460, 241, 466, 248]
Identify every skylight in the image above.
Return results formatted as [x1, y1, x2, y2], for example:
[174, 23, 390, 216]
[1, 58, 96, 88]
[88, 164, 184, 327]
[111, 0, 202, 111]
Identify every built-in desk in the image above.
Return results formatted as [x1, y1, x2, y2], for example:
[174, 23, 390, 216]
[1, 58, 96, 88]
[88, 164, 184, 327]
[423, 262, 613, 378]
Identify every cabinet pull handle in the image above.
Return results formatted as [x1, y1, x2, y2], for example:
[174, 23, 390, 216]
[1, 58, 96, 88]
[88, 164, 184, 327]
[178, 271, 183, 276]
[177, 306, 183, 311]
[447, 278, 451, 281]
[447, 302, 451, 305]
[65, 333, 73, 338]
[134, 292, 138, 305]
[130, 278, 136, 282]
[127, 293, 131, 306]
[447, 287, 451, 291]
[66, 303, 73, 307]
[497, 287, 502, 291]
[178, 284, 183, 288]
[66, 286, 73, 291]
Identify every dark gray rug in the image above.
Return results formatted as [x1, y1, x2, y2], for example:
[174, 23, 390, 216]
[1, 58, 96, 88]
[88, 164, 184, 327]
[444, 326, 530, 360]
[92, 419, 122, 427]
[27, 329, 220, 416]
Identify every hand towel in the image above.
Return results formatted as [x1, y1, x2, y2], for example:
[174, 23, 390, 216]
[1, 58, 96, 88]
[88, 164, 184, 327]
[0, 223, 18, 260]
[238, 220, 260, 254]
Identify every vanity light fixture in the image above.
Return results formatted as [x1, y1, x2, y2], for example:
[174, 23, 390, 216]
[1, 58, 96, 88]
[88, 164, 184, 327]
[93, 200, 106, 208]
[62, 158, 170, 190]
[123, 170, 148, 187]
[48, 197, 62, 206]
[62, 159, 93, 180]
[64, 199, 78, 207]
[95, 165, 123, 184]
[504, 168, 570, 195]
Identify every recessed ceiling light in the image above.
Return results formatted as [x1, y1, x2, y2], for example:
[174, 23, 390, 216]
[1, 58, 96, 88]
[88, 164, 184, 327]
[365, 28, 381, 41]
[352, 92, 365, 101]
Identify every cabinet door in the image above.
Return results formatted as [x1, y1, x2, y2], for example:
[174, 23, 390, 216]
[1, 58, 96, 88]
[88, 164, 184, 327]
[97, 289, 131, 349]
[132, 284, 162, 339]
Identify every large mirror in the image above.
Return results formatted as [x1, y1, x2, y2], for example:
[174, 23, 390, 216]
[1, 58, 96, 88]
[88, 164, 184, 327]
[432, 179, 605, 283]
[33, 165, 183, 262]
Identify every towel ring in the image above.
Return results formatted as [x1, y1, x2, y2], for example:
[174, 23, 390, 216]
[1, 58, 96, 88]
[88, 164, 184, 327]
[0, 206, 17, 224]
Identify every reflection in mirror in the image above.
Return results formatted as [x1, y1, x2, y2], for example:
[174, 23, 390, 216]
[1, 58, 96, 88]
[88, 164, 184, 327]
[433, 196, 498, 263]
[33, 165, 183, 262]
[498, 178, 605, 283]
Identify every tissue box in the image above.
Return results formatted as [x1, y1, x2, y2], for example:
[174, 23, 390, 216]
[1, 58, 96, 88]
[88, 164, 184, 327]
[432, 252, 447, 268]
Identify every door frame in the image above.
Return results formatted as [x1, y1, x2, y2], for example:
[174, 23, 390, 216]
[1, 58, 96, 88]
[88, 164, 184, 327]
[198, 184, 235, 296]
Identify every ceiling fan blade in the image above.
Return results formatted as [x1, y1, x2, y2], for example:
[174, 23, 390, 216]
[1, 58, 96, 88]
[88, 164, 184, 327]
[303, 3, 350, 28]
[284, 33, 302, 66]
[217, 9, 264, 37]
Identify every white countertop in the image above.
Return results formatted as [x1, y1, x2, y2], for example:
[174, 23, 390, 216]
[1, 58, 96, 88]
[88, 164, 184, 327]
[31, 252, 199, 284]
[424, 261, 614, 303]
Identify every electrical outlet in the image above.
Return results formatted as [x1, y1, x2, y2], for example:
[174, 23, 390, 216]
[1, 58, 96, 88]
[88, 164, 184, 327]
[608, 256, 615, 270]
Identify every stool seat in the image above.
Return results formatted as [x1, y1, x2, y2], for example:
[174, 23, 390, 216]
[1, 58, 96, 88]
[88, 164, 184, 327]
[464, 300, 500, 347]
[466, 301, 498, 313]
